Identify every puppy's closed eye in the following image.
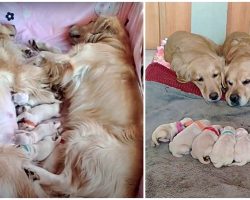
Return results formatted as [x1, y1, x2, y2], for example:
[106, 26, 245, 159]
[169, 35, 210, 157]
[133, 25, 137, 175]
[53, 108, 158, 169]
[242, 79, 250, 85]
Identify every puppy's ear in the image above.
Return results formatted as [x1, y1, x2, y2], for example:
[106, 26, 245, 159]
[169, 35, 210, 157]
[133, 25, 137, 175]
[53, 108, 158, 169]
[171, 56, 192, 83]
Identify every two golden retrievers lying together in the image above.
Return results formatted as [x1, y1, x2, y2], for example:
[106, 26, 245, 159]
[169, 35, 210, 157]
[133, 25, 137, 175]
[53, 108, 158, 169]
[165, 31, 250, 106]
[0, 16, 142, 197]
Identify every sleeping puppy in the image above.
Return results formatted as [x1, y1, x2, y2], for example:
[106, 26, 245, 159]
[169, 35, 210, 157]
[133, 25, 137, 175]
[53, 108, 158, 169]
[230, 128, 250, 166]
[222, 32, 250, 106]
[210, 126, 236, 168]
[191, 125, 221, 164]
[165, 31, 225, 102]
[169, 119, 211, 157]
[22, 16, 143, 197]
[151, 117, 193, 146]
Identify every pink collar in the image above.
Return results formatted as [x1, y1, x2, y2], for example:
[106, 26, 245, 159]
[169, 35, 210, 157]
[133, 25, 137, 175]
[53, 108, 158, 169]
[176, 121, 184, 132]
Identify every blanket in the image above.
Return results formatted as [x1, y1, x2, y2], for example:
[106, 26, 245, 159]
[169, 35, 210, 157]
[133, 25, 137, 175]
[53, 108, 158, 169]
[146, 81, 250, 197]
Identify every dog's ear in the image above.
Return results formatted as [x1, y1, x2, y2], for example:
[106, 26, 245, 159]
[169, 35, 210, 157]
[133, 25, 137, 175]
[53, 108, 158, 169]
[172, 56, 192, 83]
[94, 17, 118, 35]
[218, 57, 227, 88]
[226, 44, 239, 64]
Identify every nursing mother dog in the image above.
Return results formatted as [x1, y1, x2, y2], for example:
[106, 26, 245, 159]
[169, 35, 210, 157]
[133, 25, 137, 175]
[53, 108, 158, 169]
[222, 32, 250, 106]
[164, 31, 225, 102]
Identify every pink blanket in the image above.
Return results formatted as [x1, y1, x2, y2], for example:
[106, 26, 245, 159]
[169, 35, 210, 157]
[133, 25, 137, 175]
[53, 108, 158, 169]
[0, 2, 143, 84]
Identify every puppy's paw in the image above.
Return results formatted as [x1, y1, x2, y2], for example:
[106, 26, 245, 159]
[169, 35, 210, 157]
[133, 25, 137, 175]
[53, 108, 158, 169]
[24, 168, 40, 181]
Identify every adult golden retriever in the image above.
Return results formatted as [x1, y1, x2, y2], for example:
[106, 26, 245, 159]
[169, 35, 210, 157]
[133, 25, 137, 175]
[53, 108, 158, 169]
[222, 32, 250, 106]
[164, 31, 225, 102]
[23, 16, 143, 197]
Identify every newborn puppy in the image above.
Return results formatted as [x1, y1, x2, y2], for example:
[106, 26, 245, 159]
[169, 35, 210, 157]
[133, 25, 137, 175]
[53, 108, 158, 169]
[230, 128, 250, 166]
[210, 126, 236, 168]
[0, 85, 18, 144]
[17, 135, 61, 162]
[191, 125, 221, 164]
[17, 103, 61, 130]
[151, 117, 193, 146]
[15, 121, 61, 145]
[169, 119, 211, 157]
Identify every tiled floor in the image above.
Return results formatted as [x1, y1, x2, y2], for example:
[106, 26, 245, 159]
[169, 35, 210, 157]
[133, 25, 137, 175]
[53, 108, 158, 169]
[145, 49, 155, 67]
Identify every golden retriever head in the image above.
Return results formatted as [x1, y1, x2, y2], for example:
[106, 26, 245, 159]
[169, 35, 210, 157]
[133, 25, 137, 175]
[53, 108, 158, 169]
[175, 55, 225, 102]
[0, 23, 16, 39]
[225, 60, 250, 106]
[68, 16, 126, 45]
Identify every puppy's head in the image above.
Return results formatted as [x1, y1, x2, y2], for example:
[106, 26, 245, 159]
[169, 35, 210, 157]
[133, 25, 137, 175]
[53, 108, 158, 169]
[68, 16, 124, 45]
[177, 55, 225, 102]
[0, 23, 16, 39]
[235, 128, 248, 138]
[225, 61, 250, 106]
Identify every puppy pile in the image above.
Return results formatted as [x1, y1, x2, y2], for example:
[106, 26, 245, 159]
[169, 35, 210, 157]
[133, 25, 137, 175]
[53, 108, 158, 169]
[152, 118, 250, 168]
[11, 91, 62, 162]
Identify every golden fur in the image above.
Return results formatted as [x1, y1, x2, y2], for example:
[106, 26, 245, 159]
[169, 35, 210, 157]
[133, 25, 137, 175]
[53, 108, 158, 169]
[164, 31, 225, 102]
[222, 32, 250, 106]
[24, 16, 143, 197]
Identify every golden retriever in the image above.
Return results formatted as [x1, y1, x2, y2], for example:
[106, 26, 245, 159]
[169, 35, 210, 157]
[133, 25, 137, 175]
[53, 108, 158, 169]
[23, 16, 143, 197]
[164, 31, 225, 102]
[222, 32, 250, 106]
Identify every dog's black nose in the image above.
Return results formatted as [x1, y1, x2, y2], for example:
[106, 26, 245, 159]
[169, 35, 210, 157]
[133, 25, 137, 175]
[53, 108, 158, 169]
[209, 92, 219, 101]
[230, 93, 240, 104]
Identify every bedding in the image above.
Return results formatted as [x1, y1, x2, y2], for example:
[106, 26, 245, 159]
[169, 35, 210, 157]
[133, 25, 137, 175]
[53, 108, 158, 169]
[0, 2, 143, 85]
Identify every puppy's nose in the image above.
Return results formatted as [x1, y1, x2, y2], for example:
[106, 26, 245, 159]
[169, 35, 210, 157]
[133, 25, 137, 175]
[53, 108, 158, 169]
[230, 93, 240, 105]
[209, 92, 219, 101]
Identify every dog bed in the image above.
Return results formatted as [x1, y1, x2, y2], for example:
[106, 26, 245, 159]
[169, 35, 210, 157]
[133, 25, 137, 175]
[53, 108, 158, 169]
[146, 41, 250, 197]
[0, 2, 143, 197]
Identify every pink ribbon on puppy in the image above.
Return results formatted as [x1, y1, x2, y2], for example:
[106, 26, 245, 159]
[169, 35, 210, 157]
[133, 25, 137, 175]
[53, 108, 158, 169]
[203, 127, 220, 136]
[176, 122, 184, 132]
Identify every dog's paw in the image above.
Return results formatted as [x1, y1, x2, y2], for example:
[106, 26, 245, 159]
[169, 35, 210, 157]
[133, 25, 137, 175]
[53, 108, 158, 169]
[24, 168, 40, 181]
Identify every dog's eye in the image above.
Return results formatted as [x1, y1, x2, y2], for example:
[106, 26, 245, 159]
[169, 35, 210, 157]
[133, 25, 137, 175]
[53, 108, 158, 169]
[227, 80, 233, 86]
[197, 77, 203, 82]
[213, 73, 218, 78]
[242, 79, 250, 85]
[9, 34, 14, 37]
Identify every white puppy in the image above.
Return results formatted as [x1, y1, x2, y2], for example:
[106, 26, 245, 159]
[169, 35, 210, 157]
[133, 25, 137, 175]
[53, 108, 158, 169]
[17, 103, 61, 130]
[0, 85, 18, 144]
[169, 119, 211, 157]
[191, 125, 221, 164]
[14, 121, 61, 145]
[17, 135, 61, 162]
[210, 126, 236, 168]
[230, 128, 250, 166]
[151, 117, 193, 146]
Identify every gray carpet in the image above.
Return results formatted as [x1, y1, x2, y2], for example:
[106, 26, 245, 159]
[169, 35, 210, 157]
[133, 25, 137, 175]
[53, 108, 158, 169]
[146, 81, 250, 198]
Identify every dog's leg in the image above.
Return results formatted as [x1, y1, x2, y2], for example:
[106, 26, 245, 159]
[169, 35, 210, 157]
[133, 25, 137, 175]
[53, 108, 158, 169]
[229, 161, 247, 166]
[23, 162, 69, 188]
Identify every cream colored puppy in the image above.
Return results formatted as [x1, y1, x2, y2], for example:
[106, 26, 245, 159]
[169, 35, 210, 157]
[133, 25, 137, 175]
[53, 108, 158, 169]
[17, 103, 61, 130]
[169, 119, 211, 157]
[15, 121, 61, 145]
[191, 125, 221, 164]
[230, 128, 250, 166]
[151, 117, 193, 146]
[210, 126, 236, 168]
[18, 135, 61, 162]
